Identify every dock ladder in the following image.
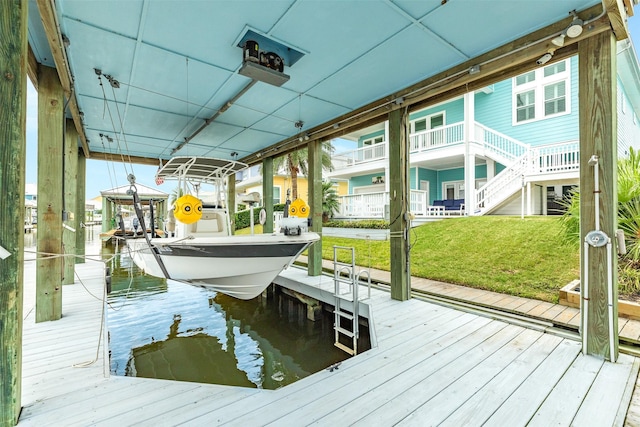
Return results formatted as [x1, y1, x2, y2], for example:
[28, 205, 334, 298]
[333, 246, 370, 356]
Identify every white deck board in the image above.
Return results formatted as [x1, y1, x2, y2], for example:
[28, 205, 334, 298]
[17, 262, 640, 426]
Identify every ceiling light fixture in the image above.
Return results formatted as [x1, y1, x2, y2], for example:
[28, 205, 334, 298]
[566, 10, 584, 38]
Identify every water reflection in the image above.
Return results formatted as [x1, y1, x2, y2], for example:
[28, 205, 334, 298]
[107, 249, 364, 389]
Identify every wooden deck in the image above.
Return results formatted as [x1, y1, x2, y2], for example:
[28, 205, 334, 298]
[18, 261, 640, 426]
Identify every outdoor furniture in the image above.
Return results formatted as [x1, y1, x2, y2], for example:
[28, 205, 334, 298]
[429, 198, 466, 215]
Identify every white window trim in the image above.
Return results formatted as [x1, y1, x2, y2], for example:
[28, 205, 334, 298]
[411, 111, 446, 133]
[512, 59, 571, 126]
[273, 185, 282, 204]
[362, 135, 384, 146]
[442, 180, 465, 199]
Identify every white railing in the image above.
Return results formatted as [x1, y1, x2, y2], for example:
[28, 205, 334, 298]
[409, 123, 464, 153]
[474, 141, 579, 215]
[410, 190, 428, 216]
[530, 140, 580, 173]
[338, 190, 428, 218]
[332, 121, 532, 172]
[475, 123, 530, 162]
[332, 142, 388, 169]
[475, 152, 530, 214]
[339, 192, 388, 217]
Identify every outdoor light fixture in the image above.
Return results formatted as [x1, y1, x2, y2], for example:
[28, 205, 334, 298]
[536, 50, 554, 65]
[551, 33, 566, 47]
[566, 11, 584, 38]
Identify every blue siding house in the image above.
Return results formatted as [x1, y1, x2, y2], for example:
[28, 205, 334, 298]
[328, 41, 640, 219]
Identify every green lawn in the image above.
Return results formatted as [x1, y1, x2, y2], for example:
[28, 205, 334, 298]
[237, 216, 580, 303]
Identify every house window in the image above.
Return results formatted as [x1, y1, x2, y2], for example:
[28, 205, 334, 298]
[273, 186, 281, 204]
[513, 59, 570, 125]
[362, 136, 384, 146]
[411, 112, 445, 133]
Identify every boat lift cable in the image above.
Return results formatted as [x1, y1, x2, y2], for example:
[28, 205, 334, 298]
[129, 179, 171, 279]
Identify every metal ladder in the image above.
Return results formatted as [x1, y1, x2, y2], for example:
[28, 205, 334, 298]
[333, 246, 360, 356]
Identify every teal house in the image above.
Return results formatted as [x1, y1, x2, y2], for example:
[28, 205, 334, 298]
[328, 41, 640, 218]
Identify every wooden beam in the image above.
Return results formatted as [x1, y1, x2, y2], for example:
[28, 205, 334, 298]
[76, 152, 86, 264]
[388, 108, 410, 301]
[0, 0, 27, 423]
[35, 0, 90, 158]
[27, 43, 38, 91]
[63, 119, 78, 284]
[579, 31, 618, 361]
[604, 0, 631, 40]
[262, 157, 274, 234]
[241, 4, 610, 166]
[36, 65, 64, 322]
[88, 151, 164, 167]
[307, 139, 323, 277]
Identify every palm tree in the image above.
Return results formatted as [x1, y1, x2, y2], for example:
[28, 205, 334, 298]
[322, 180, 340, 222]
[272, 141, 334, 200]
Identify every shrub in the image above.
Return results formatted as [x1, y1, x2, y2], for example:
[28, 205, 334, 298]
[323, 219, 389, 229]
[234, 204, 286, 229]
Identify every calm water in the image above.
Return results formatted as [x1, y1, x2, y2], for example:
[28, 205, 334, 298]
[104, 242, 368, 389]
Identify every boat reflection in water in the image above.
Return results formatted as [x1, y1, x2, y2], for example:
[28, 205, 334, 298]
[108, 251, 368, 389]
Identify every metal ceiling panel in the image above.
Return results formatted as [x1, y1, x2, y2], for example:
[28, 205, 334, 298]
[27, 0, 604, 163]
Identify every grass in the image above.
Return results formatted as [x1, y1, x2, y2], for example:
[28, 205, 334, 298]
[236, 216, 580, 304]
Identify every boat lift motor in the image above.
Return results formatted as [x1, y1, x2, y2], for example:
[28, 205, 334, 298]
[280, 198, 311, 236]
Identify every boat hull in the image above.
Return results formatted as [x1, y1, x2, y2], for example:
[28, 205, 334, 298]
[127, 233, 319, 300]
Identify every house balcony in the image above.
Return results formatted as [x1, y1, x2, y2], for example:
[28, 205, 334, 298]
[329, 121, 529, 179]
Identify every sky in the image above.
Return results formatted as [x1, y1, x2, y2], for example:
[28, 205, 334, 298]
[25, 14, 640, 200]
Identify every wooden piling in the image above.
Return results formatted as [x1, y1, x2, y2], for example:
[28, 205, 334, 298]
[579, 31, 619, 360]
[63, 119, 78, 283]
[0, 0, 28, 424]
[388, 108, 410, 301]
[76, 152, 86, 263]
[36, 65, 64, 322]
[262, 157, 274, 234]
[308, 139, 322, 276]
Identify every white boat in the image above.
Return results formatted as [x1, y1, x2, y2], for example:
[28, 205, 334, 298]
[127, 157, 320, 300]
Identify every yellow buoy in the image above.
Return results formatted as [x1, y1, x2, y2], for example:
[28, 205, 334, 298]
[173, 194, 202, 224]
[288, 198, 309, 218]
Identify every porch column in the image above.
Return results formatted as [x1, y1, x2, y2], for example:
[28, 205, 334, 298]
[388, 107, 410, 301]
[0, 0, 27, 422]
[464, 91, 476, 215]
[308, 139, 322, 276]
[262, 157, 274, 234]
[526, 181, 533, 216]
[486, 158, 495, 180]
[63, 119, 78, 284]
[579, 31, 618, 361]
[76, 152, 86, 264]
[384, 120, 390, 194]
[36, 65, 64, 322]
[228, 174, 236, 234]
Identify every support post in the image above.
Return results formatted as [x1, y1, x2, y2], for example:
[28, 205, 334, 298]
[0, 0, 27, 423]
[228, 174, 236, 234]
[388, 107, 410, 301]
[262, 157, 274, 234]
[579, 31, 618, 361]
[76, 151, 86, 263]
[63, 119, 78, 283]
[308, 139, 322, 276]
[36, 65, 64, 322]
